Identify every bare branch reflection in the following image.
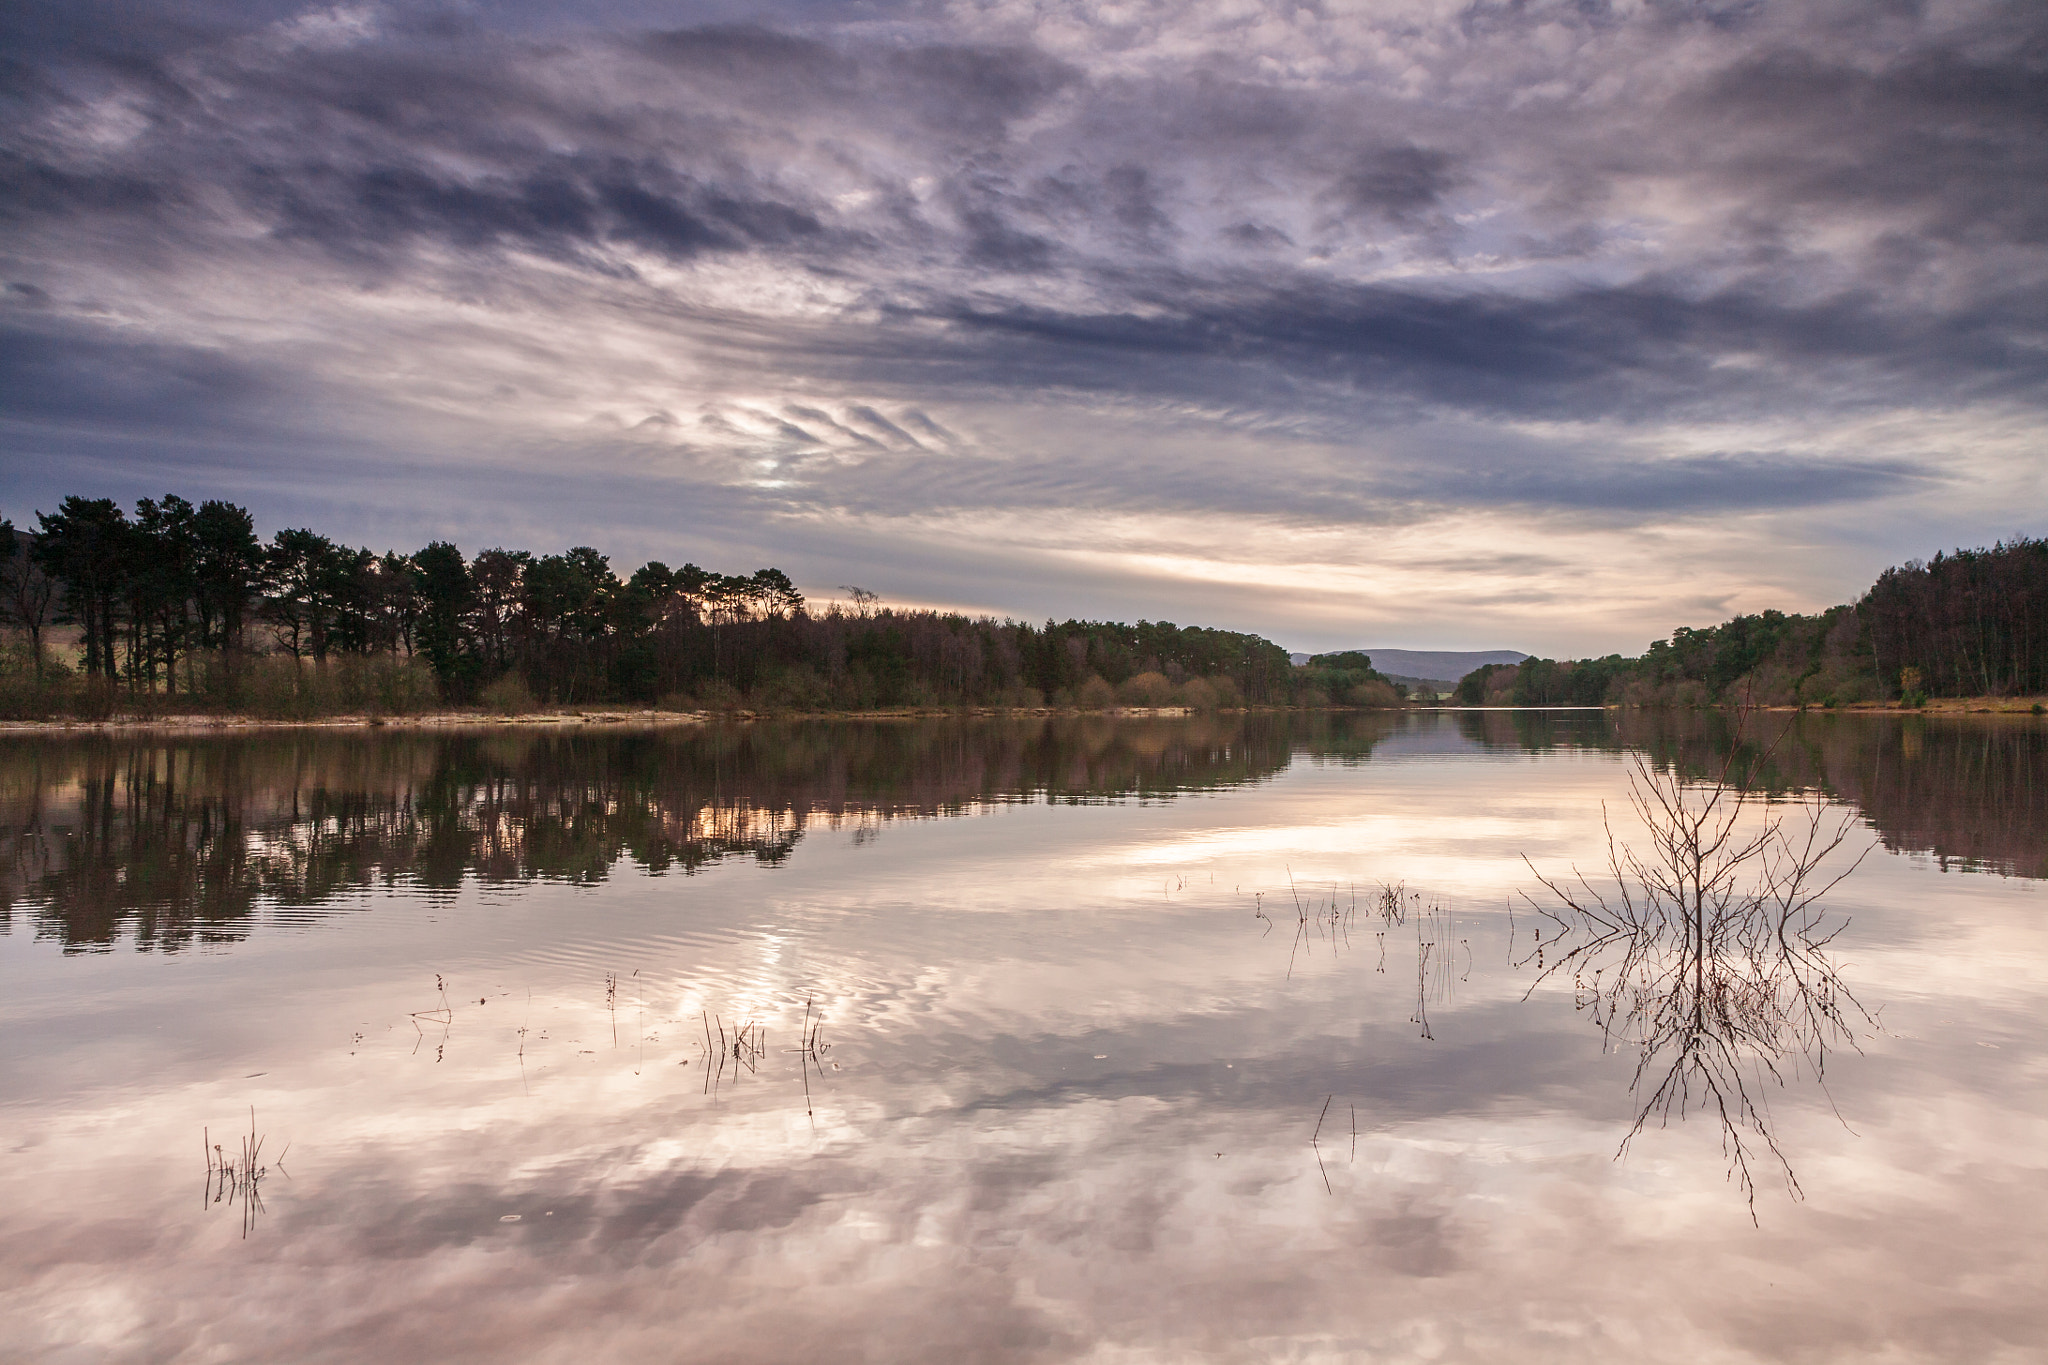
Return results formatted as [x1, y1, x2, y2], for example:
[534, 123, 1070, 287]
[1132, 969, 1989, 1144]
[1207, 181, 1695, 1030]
[1519, 739, 1876, 1216]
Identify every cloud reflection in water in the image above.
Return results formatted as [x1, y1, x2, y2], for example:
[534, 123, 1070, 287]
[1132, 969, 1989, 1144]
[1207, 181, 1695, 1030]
[0, 713, 2043, 1362]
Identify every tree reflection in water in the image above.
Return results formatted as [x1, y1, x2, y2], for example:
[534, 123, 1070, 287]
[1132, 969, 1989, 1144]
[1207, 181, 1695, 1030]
[1518, 734, 1876, 1217]
[0, 716, 1304, 951]
[1463, 707, 2048, 879]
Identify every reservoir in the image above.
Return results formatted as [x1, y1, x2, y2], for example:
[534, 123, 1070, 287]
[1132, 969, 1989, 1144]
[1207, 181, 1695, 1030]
[2, 711, 2042, 1362]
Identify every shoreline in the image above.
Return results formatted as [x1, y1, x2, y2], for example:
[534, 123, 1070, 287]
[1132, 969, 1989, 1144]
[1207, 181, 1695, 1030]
[1, 696, 2042, 734]
[0, 705, 1204, 733]
[1421, 698, 2048, 716]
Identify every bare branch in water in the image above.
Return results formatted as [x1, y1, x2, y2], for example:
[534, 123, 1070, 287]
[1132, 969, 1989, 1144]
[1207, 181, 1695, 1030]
[1517, 706, 1877, 1219]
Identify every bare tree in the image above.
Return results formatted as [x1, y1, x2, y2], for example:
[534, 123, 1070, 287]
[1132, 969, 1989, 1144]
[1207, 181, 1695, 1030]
[838, 585, 879, 619]
[0, 519, 60, 676]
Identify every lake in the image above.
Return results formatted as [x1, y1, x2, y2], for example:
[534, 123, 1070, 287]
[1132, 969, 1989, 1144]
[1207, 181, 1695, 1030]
[2, 711, 2043, 1363]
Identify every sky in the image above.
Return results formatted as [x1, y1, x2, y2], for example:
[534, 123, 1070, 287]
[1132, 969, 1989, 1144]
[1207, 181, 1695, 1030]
[2, 0, 2043, 657]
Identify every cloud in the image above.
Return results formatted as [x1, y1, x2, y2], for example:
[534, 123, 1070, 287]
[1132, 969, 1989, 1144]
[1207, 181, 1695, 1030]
[0, 319, 286, 433]
[0, 0, 2042, 653]
[1327, 143, 1460, 227]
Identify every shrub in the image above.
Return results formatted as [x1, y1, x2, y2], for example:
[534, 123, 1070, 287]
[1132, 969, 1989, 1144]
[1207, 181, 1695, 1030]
[1347, 679, 1402, 708]
[1117, 671, 1175, 707]
[1738, 663, 1801, 707]
[480, 672, 537, 715]
[1177, 677, 1218, 711]
[694, 680, 746, 712]
[1076, 675, 1116, 709]
[1898, 667, 1927, 708]
[371, 657, 440, 714]
[241, 654, 440, 718]
[750, 665, 831, 712]
[0, 644, 78, 719]
[244, 656, 312, 719]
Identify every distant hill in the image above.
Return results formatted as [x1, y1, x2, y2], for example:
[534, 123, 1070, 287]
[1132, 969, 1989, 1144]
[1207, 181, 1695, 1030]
[1288, 648, 1530, 684]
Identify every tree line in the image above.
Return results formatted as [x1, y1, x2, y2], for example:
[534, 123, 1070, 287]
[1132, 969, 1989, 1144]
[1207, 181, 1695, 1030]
[1453, 536, 2048, 707]
[0, 493, 1303, 715]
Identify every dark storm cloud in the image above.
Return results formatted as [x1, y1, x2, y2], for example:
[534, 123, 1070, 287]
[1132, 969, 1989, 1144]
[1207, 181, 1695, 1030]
[249, 156, 828, 266]
[0, 318, 288, 434]
[847, 272, 2048, 427]
[883, 41, 1080, 136]
[784, 419, 1926, 522]
[1682, 40, 2048, 246]
[1328, 144, 1460, 227]
[0, 150, 168, 220]
[1419, 448, 1934, 514]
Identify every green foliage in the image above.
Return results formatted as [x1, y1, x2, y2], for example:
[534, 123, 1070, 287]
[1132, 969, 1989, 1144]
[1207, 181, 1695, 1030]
[0, 640, 75, 719]
[1861, 538, 2048, 697]
[34, 495, 130, 679]
[1, 492, 1319, 715]
[1021, 618, 1293, 703]
[1513, 654, 1632, 706]
[1453, 661, 1516, 705]
[413, 540, 475, 689]
[35, 491, 2029, 716]
[1493, 536, 2044, 706]
[1293, 650, 1400, 707]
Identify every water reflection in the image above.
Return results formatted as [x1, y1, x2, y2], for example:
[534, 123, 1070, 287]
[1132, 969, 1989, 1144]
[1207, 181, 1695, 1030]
[0, 715, 1307, 950]
[3, 710, 2041, 955]
[1634, 712, 2048, 880]
[1456, 708, 2048, 878]
[203, 1109, 282, 1240]
[2, 713, 2043, 1362]
[1517, 743, 1874, 1214]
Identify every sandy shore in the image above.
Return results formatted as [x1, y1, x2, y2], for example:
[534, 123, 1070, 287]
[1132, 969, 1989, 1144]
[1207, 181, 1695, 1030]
[1828, 696, 2048, 715]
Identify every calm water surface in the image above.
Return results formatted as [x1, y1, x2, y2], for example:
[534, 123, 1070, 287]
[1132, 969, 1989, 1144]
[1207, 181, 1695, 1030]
[2, 712, 2044, 1363]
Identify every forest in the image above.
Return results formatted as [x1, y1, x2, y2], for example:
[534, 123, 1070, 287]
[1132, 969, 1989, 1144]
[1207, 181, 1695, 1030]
[0, 494, 1314, 717]
[4, 495, 2038, 718]
[1452, 537, 2048, 707]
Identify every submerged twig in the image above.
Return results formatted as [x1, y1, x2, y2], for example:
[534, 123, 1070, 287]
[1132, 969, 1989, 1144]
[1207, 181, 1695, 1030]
[411, 973, 452, 1060]
[1311, 1094, 1334, 1194]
